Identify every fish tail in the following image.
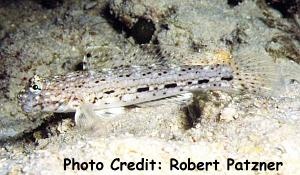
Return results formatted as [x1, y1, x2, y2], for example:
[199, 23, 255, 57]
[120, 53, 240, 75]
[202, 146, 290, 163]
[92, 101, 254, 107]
[229, 48, 284, 97]
[279, 59, 300, 83]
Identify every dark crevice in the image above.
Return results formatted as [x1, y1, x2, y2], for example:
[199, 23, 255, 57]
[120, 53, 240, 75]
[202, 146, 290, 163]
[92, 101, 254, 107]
[183, 98, 202, 129]
[266, 0, 299, 18]
[75, 61, 87, 71]
[227, 0, 243, 7]
[0, 113, 74, 145]
[102, 4, 155, 44]
[130, 18, 155, 44]
[101, 4, 130, 34]
[35, 0, 64, 9]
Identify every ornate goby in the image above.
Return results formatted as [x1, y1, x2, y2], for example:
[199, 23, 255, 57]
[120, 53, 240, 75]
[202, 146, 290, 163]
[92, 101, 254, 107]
[18, 54, 281, 126]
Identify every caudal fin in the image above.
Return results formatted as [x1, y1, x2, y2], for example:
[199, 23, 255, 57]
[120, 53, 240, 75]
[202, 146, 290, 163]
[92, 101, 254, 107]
[230, 47, 283, 97]
[279, 59, 300, 83]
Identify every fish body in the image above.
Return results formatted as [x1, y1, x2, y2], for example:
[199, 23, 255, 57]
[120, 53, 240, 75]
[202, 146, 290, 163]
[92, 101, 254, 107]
[18, 51, 282, 126]
[19, 64, 234, 113]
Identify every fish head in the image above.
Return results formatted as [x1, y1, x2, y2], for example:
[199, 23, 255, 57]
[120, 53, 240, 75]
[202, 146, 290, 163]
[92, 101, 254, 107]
[18, 75, 45, 112]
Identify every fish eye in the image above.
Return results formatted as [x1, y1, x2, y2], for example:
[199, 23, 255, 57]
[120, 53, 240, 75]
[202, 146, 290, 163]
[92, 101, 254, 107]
[28, 75, 43, 94]
[32, 84, 40, 90]
[30, 84, 42, 94]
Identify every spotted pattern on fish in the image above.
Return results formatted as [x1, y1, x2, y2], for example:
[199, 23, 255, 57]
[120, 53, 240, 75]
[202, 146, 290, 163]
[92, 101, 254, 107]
[18, 52, 281, 115]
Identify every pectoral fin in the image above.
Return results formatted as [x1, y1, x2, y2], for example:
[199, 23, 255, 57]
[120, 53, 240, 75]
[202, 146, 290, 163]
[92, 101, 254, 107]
[74, 104, 125, 128]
